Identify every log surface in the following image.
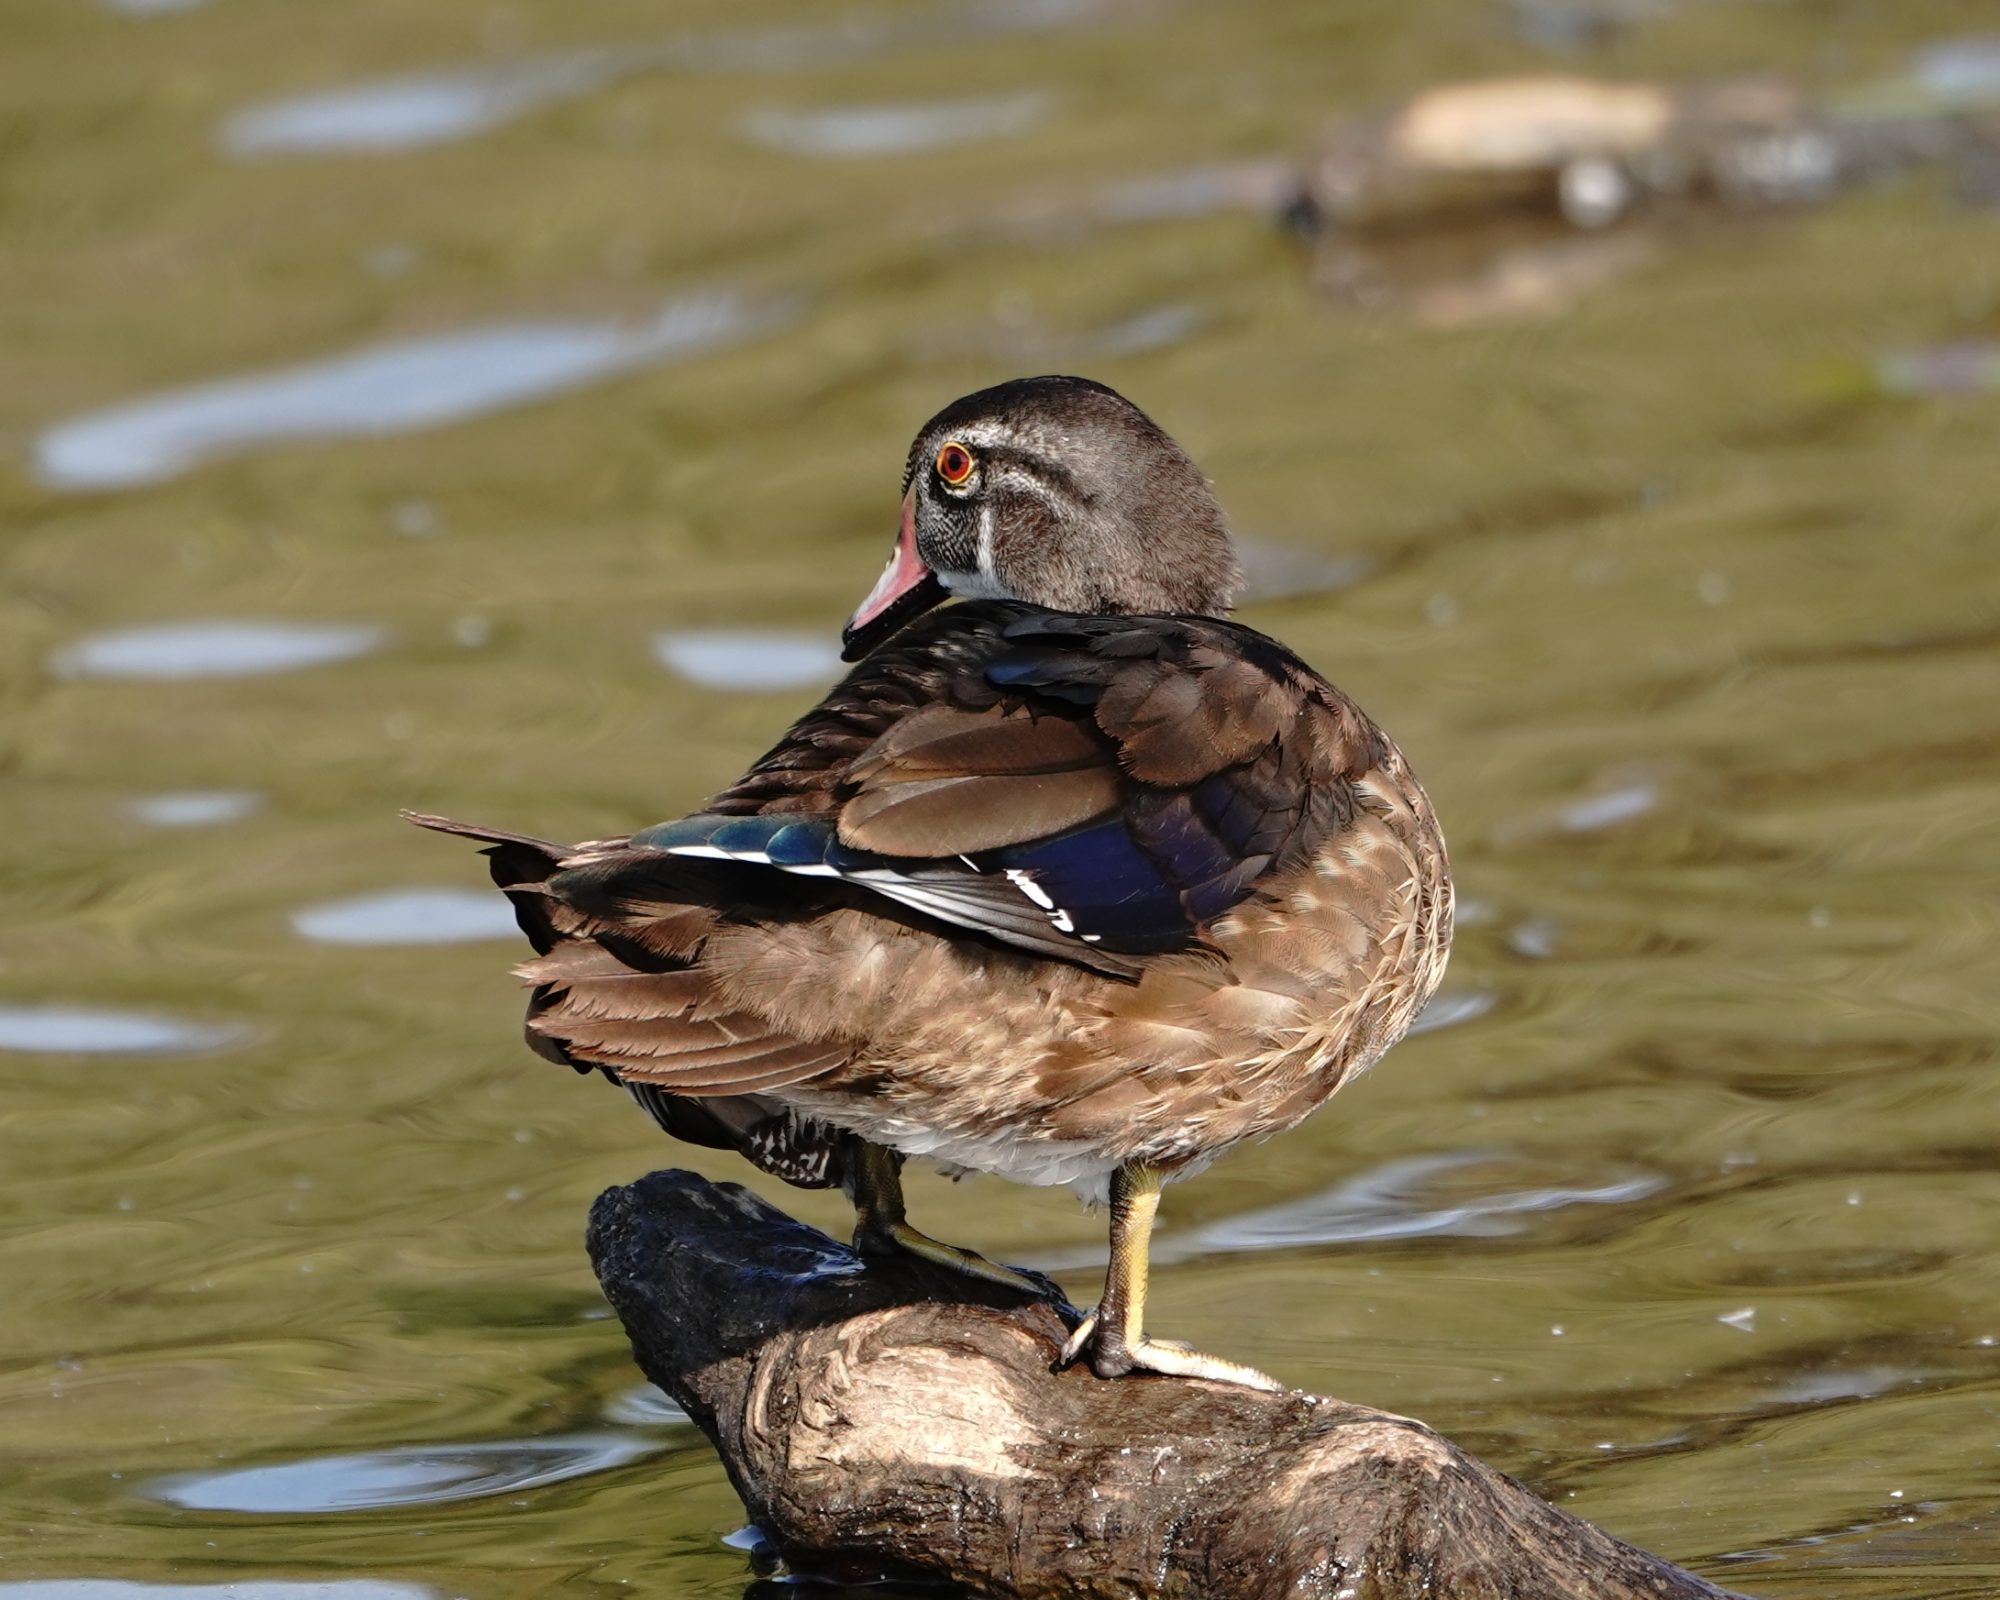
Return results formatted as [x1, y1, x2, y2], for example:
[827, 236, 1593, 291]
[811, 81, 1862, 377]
[587, 1169, 1750, 1600]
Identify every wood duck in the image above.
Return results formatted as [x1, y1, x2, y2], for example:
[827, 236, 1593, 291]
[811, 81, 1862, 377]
[409, 375, 1452, 1390]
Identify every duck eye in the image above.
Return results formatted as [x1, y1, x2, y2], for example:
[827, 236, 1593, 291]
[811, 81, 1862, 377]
[934, 442, 975, 487]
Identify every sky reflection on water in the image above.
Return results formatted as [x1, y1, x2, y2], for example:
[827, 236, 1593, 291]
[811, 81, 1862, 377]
[151, 1432, 660, 1513]
[125, 790, 266, 828]
[0, 1005, 243, 1056]
[0, 1586, 433, 1600]
[48, 622, 388, 681]
[1165, 1149, 1669, 1260]
[214, 0, 1131, 158]
[289, 888, 523, 946]
[36, 293, 801, 491]
[742, 92, 1051, 158]
[222, 51, 648, 156]
[652, 628, 844, 691]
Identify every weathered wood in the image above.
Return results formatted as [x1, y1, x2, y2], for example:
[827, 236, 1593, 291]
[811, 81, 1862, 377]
[588, 1169, 1750, 1600]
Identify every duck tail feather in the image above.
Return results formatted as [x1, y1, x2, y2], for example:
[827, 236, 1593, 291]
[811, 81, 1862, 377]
[400, 809, 569, 855]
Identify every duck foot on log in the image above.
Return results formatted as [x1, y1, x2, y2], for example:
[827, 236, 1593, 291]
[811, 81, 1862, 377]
[586, 1169, 1751, 1600]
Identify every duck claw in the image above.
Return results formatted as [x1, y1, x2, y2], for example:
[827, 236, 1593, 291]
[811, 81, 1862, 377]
[1056, 1309, 1280, 1390]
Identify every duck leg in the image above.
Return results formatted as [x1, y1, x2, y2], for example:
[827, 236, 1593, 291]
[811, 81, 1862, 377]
[847, 1141, 1041, 1294]
[1059, 1163, 1282, 1391]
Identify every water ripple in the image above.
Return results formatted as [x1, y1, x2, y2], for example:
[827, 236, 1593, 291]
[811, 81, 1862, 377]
[602, 1383, 694, 1427]
[653, 628, 843, 691]
[0, 1004, 243, 1057]
[1160, 1149, 1667, 1265]
[1407, 989, 1496, 1036]
[150, 1431, 657, 1513]
[1557, 783, 1660, 833]
[1089, 159, 1298, 225]
[909, 301, 1205, 365]
[1, 1586, 432, 1600]
[1877, 340, 2000, 397]
[1236, 536, 1372, 604]
[680, 0, 1134, 72]
[290, 888, 520, 947]
[35, 292, 802, 491]
[223, 51, 644, 156]
[1913, 36, 2000, 107]
[49, 622, 386, 681]
[217, 0, 1128, 157]
[126, 790, 266, 828]
[742, 92, 1050, 158]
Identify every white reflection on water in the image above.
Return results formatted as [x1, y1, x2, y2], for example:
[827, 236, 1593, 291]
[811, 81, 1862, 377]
[151, 1432, 657, 1513]
[0, 1005, 242, 1056]
[1155, 1149, 1668, 1265]
[908, 302, 1205, 366]
[1557, 783, 1659, 833]
[127, 790, 266, 828]
[49, 622, 386, 681]
[223, 51, 642, 156]
[0, 1587, 431, 1600]
[743, 92, 1049, 158]
[291, 888, 520, 947]
[1089, 159, 1298, 225]
[1506, 916, 1561, 960]
[1065, 303, 1202, 358]
[1877, 340, 2000, 397]
[217, 0, 1127, 157]
[1761, 1364, 1918, 1407]
[1406, 989, 1495, 1036]
[682, 0, 1132, 71]
[35, 292, 801, 491]
[1912, 36, 2000, 106]
[603, 1383, 695, 1427]
[1034, 1148, 1665, 1272]
[652, 628, 843, 691]
[1235, 536, 1371, 604]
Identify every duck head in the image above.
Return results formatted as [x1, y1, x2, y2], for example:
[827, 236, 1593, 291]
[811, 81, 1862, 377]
[841, 375, 1243, 661]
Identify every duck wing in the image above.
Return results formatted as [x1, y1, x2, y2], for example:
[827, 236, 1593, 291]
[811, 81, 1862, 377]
[643, 602, 1384, 972]
[405, 604, 1391, 1166]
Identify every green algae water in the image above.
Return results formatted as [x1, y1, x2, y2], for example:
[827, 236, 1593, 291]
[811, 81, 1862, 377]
[3, 2, 1999, 1596]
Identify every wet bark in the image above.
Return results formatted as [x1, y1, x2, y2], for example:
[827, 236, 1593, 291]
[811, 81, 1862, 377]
[588, 1169, 1750, 1600]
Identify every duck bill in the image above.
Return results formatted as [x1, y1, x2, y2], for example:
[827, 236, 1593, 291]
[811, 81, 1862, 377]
[841, 487, 947, 661]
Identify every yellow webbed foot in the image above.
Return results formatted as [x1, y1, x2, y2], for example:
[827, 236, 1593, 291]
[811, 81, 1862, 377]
[1057, 1308, 1281, 1390]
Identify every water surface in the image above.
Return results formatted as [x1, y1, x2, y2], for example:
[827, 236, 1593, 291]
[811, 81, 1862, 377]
[4, 4, 1998, 1599]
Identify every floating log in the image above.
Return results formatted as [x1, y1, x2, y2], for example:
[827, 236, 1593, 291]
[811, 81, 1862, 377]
[587, 1169, 1750, 1600]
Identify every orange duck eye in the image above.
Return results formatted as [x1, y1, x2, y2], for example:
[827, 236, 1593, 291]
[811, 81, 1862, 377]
[934, 441, 975, 487]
